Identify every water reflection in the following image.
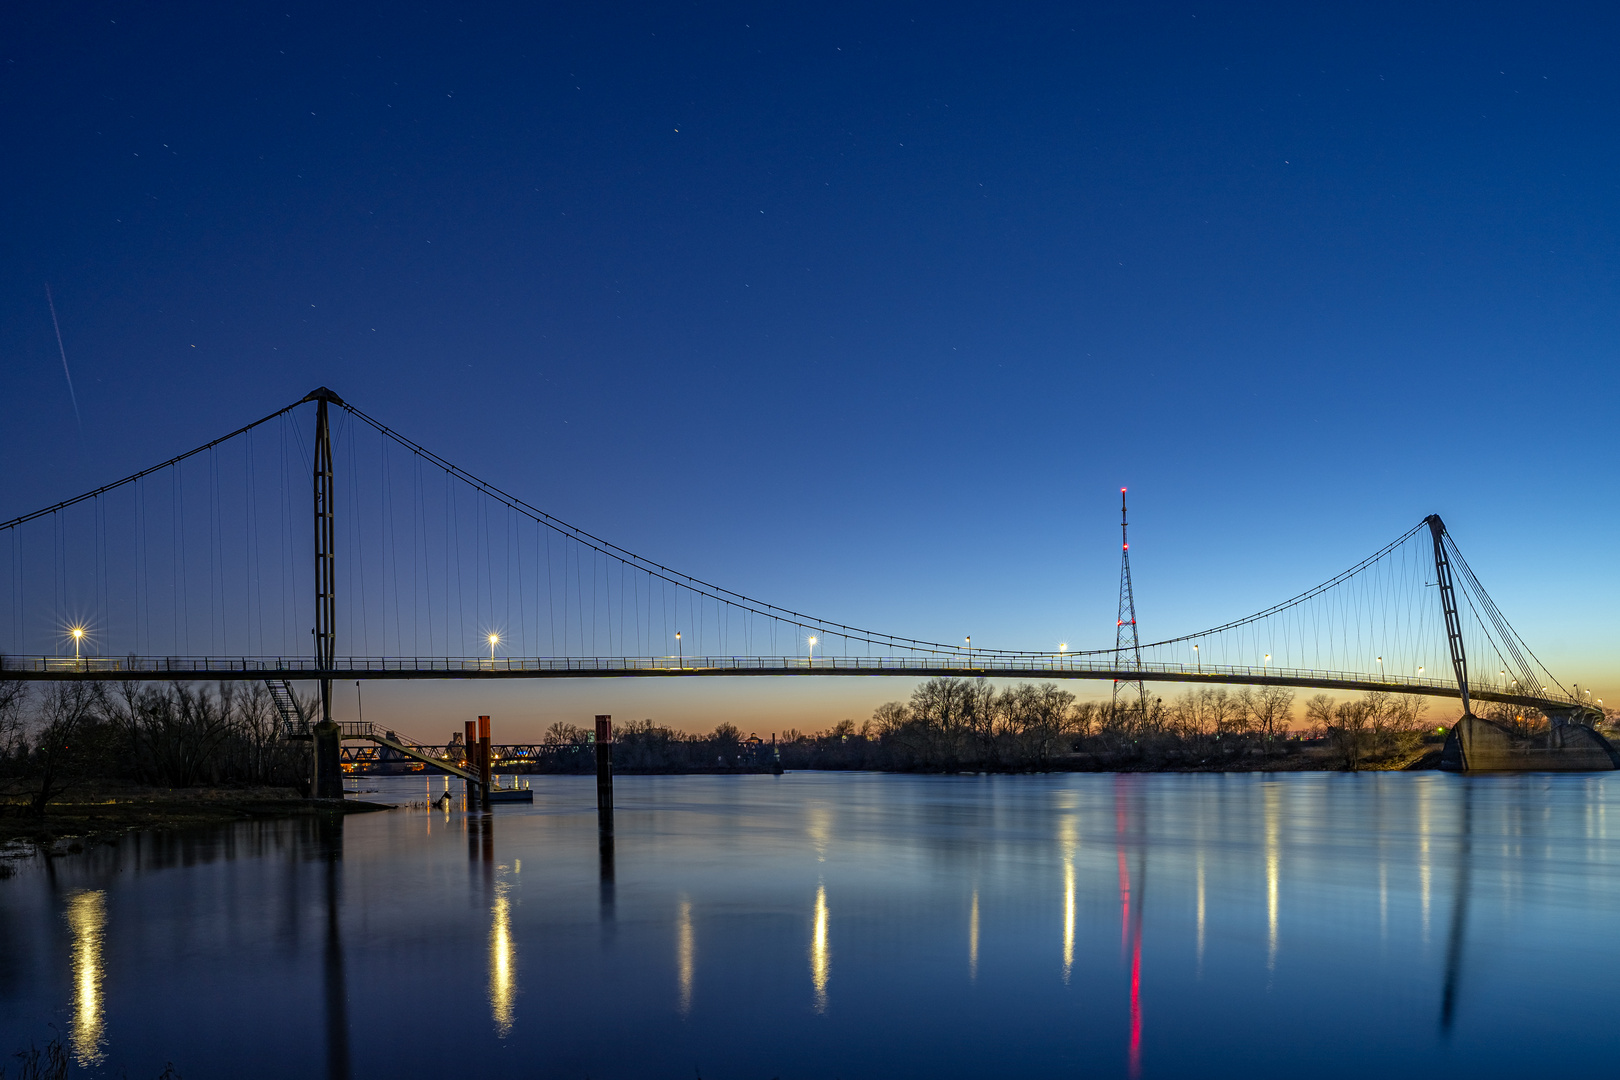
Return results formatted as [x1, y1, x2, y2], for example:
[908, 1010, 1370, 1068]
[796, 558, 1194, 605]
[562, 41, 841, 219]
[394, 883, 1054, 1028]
[599, 815, 616, 936]
[319, 815, 351, 1080]
[490, 877, 515, 1036]
[1440, 784, 1474, 1035]
[1195, 852, 1205, 976]
[968, 890, 980, 983]
[677, 898, 694, 1016]
[1265, 782, 1280, 972]
[810, 883, 829, 1013]
[65, 890, 106, 1067]
[1419, 780, 1433, 942]
[1115, 779, 1145, 1080]
[1060, 814, 1076, 983]
[7, 773, 1619, 1079]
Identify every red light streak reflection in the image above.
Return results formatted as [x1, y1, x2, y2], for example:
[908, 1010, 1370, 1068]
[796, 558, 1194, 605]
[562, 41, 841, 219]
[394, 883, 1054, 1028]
[1116, 779, 1145, 1079]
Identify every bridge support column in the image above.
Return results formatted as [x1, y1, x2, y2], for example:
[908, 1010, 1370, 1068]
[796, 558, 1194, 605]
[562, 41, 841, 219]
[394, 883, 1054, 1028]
[312, 716, 343, 799]
[595, 715, 613, 816]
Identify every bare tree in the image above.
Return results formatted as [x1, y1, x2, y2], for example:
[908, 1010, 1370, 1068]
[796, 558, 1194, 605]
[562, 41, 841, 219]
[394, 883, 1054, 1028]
[0, 678, 27, 761]
[1245, 685, 1296, 742]
[24, 682, 104, 814]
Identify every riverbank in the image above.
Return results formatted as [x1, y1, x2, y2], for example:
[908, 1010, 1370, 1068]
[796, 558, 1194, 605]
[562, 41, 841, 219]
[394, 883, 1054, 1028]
[0, 783, 391, 855]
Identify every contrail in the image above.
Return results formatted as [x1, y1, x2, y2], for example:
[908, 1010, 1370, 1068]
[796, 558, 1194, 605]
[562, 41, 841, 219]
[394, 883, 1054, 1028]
[45, 283, 83, 432]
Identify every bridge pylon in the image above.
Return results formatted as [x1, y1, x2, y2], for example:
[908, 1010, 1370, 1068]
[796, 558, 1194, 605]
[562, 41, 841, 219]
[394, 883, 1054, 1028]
[310, 388, 343, 799]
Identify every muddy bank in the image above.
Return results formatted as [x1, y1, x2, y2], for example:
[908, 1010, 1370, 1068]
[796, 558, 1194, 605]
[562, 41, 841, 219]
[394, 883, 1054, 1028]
[0, 783, 390, 855]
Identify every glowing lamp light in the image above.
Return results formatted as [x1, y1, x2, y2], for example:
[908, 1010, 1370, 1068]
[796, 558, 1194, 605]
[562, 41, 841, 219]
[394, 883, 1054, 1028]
[69, 624, 87, 660]
[487, 632, 501, 663]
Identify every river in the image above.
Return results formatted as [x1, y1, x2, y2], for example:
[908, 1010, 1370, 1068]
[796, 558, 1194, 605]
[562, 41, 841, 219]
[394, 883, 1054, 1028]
[2, 771, 1617, 1078]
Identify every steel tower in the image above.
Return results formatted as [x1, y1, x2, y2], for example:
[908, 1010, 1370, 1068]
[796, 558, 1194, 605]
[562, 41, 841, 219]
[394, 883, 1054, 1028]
[1113, 487, 1147, 720]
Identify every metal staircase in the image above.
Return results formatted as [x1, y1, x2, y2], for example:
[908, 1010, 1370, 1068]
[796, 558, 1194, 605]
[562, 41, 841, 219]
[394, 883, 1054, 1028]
[266, 679, 309, 739]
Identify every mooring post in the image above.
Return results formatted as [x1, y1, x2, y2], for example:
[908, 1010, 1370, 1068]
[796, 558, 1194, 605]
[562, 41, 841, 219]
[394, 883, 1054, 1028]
[463, 720, 479, 802]
[595, 715, 613, 815]
[478, 715, 493, 806]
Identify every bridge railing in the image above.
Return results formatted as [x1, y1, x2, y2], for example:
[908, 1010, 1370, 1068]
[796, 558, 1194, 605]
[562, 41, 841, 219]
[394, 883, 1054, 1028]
[0, 653, 1585, 708]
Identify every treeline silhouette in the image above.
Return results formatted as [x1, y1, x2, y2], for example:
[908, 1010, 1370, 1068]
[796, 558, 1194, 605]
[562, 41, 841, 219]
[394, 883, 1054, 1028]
[1, 680, 307, 814]
[772, 678, 1447, 772]
[2, 675, 1536, 814]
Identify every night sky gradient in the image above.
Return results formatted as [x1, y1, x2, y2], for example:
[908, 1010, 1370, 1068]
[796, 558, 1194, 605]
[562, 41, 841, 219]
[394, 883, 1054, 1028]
[2, 2, 1615, 734]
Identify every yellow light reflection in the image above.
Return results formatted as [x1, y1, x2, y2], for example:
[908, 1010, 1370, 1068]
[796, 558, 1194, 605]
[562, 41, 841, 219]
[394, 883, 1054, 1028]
[808, 804, 831, 864]
[811, 884, 829, 1012]
[66, 890, 107, 1067]
[1062, 858, 1075, 984]
[1379, 859, 1388, 940]
[489, 879, 516, 1037]
[968, 890, 980, 982]
[677, 898, 694, 1017]
[1196, 852, 1206, 976]
[1060, 813, 1077, 983]
[1265, 784, 1279, 971]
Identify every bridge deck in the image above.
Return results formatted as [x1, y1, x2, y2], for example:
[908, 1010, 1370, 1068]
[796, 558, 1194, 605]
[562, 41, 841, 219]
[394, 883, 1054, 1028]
[0, 653, 1586, 714]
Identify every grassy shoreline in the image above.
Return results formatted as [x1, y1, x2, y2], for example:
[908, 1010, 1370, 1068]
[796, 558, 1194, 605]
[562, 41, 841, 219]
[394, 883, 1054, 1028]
[0, 783, 390, 853]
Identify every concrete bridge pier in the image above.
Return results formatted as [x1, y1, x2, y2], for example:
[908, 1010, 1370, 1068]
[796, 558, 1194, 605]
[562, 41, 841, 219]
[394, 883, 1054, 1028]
[1441, 714, 1619, 772]
[312, 680, 344, 799]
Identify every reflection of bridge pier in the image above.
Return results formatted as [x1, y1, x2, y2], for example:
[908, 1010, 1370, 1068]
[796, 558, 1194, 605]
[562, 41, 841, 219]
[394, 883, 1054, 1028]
[599, 813, 617, 940]
[1440, 784, 1473, 1035]
[317, 813, 351, 1080]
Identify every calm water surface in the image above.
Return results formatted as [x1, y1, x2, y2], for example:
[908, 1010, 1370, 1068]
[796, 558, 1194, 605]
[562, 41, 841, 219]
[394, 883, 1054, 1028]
[3, 771, 1618, 1078]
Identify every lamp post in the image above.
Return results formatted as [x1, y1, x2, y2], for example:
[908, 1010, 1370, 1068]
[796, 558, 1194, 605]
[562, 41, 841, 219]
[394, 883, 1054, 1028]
[965, 636, 972, 668]
[676, 631, 682, 666]
[1193, 643, 1199, 672]
[1263, 653, 1270, 674]
[808, 635, 817, 665]
[70, 626, 85, 662]
[487, 632, 500, 666]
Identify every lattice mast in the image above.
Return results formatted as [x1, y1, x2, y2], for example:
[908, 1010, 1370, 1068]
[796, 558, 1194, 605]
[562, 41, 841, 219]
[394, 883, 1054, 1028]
[1113, 487, 1147, 719]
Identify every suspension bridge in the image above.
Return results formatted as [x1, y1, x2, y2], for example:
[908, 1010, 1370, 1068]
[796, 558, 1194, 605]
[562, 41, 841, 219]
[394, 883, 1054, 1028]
[0, 387, 1603, 785]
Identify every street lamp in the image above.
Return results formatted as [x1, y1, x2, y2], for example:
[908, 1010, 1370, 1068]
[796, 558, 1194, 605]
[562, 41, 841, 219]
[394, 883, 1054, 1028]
[1193, 643, 1199, 672]
[676, 631, 682, 666]
[965, 636, 972, 668]
[487, 632, 500, 664]
[70, 625, 85, 661]
[808, 635, 817, 664]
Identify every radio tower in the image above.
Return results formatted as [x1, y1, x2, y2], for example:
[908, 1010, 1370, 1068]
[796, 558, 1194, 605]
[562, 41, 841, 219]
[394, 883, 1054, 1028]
[1112, 487, 1146, 721]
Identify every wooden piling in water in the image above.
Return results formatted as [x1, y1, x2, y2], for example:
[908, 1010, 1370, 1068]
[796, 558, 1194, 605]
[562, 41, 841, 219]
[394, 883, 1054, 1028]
[478, 715, 493, 804]
[595, 715, 613, 815]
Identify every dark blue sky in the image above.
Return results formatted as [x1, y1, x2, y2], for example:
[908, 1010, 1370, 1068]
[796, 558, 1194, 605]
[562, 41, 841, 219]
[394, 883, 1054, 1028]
[2, 2, 1615, 726]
